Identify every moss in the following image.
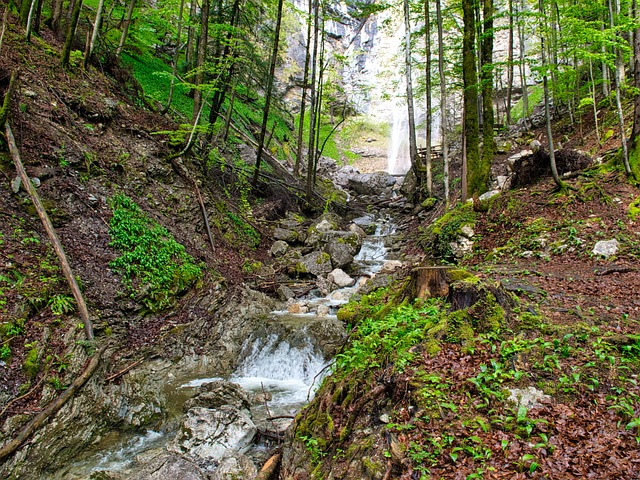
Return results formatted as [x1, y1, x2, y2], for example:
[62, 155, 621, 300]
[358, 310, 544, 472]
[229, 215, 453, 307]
[362, 457, 385, 477]
[628, 196, 640, 220]
[425, 338, 441, 356]
[23, 348, 40, 379]
[447, 269, 477, 283]
[316, 252, 331, 264]
[419, 202, 476, 259]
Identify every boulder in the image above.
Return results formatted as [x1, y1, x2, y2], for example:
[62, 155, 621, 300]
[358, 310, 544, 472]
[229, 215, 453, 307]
[449, 236, 474, 259]
[328, 269, 356, 288]
[296, 251, 333, 276]
[119, 451, 206, 480]
[325, 241, 354, 269]
[380, 260, 402, 274]
[277, 285, 295, 301]
[269, 240, 289, 257]
[273, 228, 298, 243]
[210, 451, 257, 480]
[183, 380, 251, 414]
[347, 172, 397, 196]
[170, 405, 257, 462]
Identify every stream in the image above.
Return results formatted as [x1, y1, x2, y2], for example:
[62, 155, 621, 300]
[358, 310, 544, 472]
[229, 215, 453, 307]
[60, 214, 397, 479]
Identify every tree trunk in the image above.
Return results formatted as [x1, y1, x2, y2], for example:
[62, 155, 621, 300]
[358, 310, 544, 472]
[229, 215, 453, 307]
[404, 0, 420, 197]
[0, 6, 8, 53]
[436, 0, 449, 205]
[627, 0, 639, 179]
[48, 0, 64, 33]
[424, 0, 432, 197]
[192, 0, 209, 123]
[306, 0, 320, 198]
[115, 0, 135, 58]
[61, 0, 83, 68]
[25, 0, 38, 41]
[87, 0, 105, 60]
[162, 0, 185, 115]
[410, 266, 452, 299]
[608, 0, 630, 175]
[185, 0, 198, 67]
[480, 0, 494, 188]
[506, 0, 514, 125]
[463, 0, 481, 196]
[518, 0, 529, 129]
[538, 0, 563, 189]
[252, 0, 284, 187]
[589, 59, 601, 146]
[294, 0, 313, 177]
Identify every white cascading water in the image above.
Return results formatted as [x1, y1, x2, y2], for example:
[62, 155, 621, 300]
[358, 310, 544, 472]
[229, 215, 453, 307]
[230, 334, 326, 407]
[387, 104, 411, 175]
[354, 220, 395, 275]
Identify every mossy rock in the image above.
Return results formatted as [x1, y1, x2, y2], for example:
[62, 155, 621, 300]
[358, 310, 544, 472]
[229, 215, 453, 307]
[23, 347, 40, 379]
[628, 196, 640, 220]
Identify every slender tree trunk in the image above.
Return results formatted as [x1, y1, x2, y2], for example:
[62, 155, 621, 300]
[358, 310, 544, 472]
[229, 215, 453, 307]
[162, 0, 185, 115]
[49, 0, 64, 33]
[312, 22, 326, 186]
[252, 0, 284, 187]
[61, 0, 83, 67]
[589, 59, 601, 146]
[608, 0, 630, 174]
[518, 0, 529, 129]
[87, 0, 105, 59]
[463, 0, 482, 196]
[629, 0, 639, 178]
[506, 0, 514, 125]
[25, 0, 38, 41]
[480, 0, 494, 186]
[403, 0, 420, 197]
[192, 0, 209, 123]
[306, 0, 319, 197]
[186, 0, 198, 67]
[116, 0, 135, 58]
[0, 6, 8, 53]
[425, 0, 432, 197]
[538, 0, 563, 188]
[436, 0, 449, 205]
[295, 0, 313, 177]
[601, 23, 610, 97]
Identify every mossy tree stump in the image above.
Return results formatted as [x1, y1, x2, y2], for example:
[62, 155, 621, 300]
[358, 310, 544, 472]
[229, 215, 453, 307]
[410, 266, 453, 299]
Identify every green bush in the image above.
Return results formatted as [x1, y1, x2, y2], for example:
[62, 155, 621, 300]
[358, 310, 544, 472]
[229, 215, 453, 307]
[108, 194, 203, 311]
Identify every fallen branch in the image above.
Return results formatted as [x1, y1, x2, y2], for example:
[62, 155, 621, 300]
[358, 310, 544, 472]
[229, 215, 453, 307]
[0, 344, 106, 462]
[595, 266, 636, 276]
[5, 122, 94, 340]
[254, 452, 281, 480]
[105, 356, 145, 382]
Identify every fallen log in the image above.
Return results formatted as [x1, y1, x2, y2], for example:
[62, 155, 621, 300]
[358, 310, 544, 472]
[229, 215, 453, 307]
[5, 122, 94, 341]
[0, 344, 107, 462]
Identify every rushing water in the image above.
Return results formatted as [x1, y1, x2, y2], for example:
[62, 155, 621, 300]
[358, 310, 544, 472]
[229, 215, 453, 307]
[62, 218, 395, 478]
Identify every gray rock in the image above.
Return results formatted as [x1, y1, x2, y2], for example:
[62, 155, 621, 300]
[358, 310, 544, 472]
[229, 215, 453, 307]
[170, 405, 257, 462]
[380, 260, 402, 274]
[273, 228, 298, 243]
[328, 269, 355, 288]
[210, 451, 257, 480]
[11, 177, 21, 193]
[507, 150, 533, 171]
[460, 225, 475, 238]
[478, 190, 500, 201]
[347, 172, 397, 196]
[449, 236, 474, 259]
[126, 452, 206, 480]
[348, 223, 367, 239]
[296, 251, 333, 276]
[277, 285, 295, 301]
[316, 305, 331, 316]
[325, 241, 354, 269]
[592, 239, 619, 258]
[183, 380, 251, 414]
[507, 386, 550, 409]
[269, 240, 289, 257]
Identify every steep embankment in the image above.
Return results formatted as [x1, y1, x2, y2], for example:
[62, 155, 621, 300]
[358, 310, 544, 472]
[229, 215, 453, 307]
[0, 17, 294, 478]
[281, 164, 640, 478]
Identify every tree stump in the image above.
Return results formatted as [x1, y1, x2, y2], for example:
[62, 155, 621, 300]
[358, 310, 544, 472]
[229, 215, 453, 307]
[410, 266, 453, 299]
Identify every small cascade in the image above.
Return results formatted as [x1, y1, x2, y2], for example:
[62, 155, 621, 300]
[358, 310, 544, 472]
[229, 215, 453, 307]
[354, 220, 396, 275]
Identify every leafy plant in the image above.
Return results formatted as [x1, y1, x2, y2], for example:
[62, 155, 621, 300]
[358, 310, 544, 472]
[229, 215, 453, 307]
[108, 194, 203, 311]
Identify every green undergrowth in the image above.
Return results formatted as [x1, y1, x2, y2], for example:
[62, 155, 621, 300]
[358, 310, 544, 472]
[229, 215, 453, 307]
[296, 279, 640, 478]
[108, 194, 203, 311]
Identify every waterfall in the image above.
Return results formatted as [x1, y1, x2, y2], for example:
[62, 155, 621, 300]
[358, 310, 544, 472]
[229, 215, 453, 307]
[387, 105, 411, 175]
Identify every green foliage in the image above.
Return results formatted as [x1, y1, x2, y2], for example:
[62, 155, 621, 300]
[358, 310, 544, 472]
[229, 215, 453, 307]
[510, 86, 543, 123]
[108, 194, 203, 311]
[226, 212, 261, 249]
[419, 203, 476, 260]
[48, 294, 75, 315]
[23, 347, 39, 379]
[336, 300, 442, 375]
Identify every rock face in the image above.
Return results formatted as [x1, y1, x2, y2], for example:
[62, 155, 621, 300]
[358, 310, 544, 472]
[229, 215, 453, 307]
[297, 251, 334, 276]
[347, 172, 397, 196]
[210, 451, 257, 480]
[170, 405, 257, 465]
[121, 451, 207, 480]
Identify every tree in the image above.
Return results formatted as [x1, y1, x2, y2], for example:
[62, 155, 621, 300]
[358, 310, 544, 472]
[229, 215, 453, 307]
[463, 0, 481, 198]
[295, 0, 313, 177]
[538, 0, 564, 189]
[436, 0, 449, 205]
[480, 0, 494, 184]
[424, 0, 433, 197]
[87, 0, 106, 61]
[305, 0, 320, 197]
[252, 0, 285, 187]
[630, 0, 640, 179]
[192, 0, 210, 121]
[116, 0, 136, 58]
[61, 0, 84, 67]
[403, 0, 420, 197]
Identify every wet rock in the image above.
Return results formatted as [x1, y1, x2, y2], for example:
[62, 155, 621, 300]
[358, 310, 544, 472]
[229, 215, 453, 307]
[297, 251, 333, 276]
[592, 239, 619, 258]
[316, 305, 331, 316]
[328, 268, 355, 288]
[277, 285, 295, 301]
[352, 215, 377, 235]
[287, 303, 309, 314]
[210, 451, 257, 480]
[169, 405, 257, 463]
[183, 380, 251, 414]
[123, 451, 206, 480]
[273, 228, 298, 243]
[348, 223, 367, 239]
[380, 260, 402, 274]
[251, 391, 272, 405]
[325, 240, 354, 269]
[269, 240, 289, 257]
